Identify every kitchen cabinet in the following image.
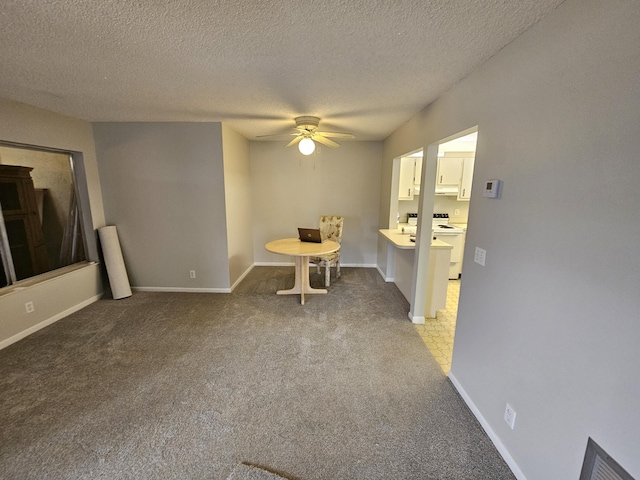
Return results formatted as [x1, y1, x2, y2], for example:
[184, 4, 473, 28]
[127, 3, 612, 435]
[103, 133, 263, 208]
[378, 229, 452, 317]
[414, 157, 422, 189]
[457, 157, 475, 201]
[436, 157, 463, 186]
[432, 232, 463, 279]
[399, 157, 418, 200]
[458, 228, 467, 274]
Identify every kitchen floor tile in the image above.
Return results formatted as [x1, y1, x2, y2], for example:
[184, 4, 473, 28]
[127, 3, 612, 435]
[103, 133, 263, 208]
[414, 279, 459, 375]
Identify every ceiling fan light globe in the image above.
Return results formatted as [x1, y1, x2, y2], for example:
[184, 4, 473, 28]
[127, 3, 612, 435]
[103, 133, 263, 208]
[298, 138, 316, 155]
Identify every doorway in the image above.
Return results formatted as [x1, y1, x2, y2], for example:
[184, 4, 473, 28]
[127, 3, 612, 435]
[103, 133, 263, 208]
[414, 129, 478, 374]
[391, 148, 423, 229]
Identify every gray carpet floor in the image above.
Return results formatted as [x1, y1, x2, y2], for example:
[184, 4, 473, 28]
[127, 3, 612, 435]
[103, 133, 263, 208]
[227, 462, 290, 480]
[0, 267, 515, 479]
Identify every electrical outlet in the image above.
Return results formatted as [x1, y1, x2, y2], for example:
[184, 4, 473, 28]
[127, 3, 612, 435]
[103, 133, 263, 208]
[474, 247, 486, 266]
[454, 208, 460, 216]
[504, 403, 517, 429]
[25, 301, 35, 313]
[189, 270, 196, 279]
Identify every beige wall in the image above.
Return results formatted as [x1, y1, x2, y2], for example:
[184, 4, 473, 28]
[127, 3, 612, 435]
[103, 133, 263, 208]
[377, 112, 431, 277]
[0, 98, 104, 347]
[381, 0, 640, 478]
[0, 99, 105, 227]
[222, 124, 254, 288]
[250, 141, 382, 266]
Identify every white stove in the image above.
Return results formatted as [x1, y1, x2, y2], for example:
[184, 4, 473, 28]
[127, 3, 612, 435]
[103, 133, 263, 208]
[432, 213, 464, 234]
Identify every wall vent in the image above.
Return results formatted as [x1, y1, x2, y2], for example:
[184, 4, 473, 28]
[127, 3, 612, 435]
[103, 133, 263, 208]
[579, 438, 634, 480]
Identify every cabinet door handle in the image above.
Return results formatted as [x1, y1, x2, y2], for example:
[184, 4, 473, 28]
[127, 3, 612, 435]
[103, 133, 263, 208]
[462, 189, 466, 196]
[439, 175, 443, 183]
[408, 188, 411, 196]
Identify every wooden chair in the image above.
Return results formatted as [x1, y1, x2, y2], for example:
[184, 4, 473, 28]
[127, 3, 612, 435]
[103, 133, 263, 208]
[310, 215, 343, 287]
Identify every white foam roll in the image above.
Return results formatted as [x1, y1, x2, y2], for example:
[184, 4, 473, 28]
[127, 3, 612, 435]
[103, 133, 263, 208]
[402, 226, 417, 235]
[98, 226, 132, 300]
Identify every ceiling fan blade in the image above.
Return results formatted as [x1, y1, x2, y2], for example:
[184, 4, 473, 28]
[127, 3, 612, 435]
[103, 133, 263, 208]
[315, 131, 355, 139]
[256, 132, 298, 139]
[312, 134, 340, 148]
[286, 136, 303, 147]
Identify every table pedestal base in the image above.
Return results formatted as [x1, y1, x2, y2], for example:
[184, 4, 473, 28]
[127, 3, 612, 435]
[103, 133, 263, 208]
[277, 256, 327, 304]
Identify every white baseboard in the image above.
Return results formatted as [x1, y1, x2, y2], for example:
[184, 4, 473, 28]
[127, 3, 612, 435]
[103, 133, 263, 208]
[254, 262, 378, 268]
[132, 263, 380, 293]
[448, 372, 527, 480]
[409, 313, 425, 324]
[132, 286, 231, 293]
[134, 264, 253, 293]
[0, 293, 103, 351]
[253, 261, 294, 267]
[230, 264, 254, 292]
[376, 265, 393, 282]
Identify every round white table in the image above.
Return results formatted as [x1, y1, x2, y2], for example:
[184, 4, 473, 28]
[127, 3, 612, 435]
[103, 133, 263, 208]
[265, 238, 340, 304]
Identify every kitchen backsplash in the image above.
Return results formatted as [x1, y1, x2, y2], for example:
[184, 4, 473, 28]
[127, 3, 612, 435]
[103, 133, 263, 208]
[434, 196, 469, 221]
[397, 196, 469, 224]
[397, 197, 420, 223]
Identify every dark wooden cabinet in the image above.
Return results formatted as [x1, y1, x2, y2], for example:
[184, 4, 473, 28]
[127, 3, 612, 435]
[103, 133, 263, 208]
[0, 165, 50, 281]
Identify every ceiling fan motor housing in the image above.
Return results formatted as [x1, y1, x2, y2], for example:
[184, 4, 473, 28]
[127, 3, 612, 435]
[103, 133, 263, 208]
[295, 116, 320, 132]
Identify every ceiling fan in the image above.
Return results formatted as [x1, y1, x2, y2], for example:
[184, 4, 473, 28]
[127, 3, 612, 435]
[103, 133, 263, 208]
[257, 116, 355, 155]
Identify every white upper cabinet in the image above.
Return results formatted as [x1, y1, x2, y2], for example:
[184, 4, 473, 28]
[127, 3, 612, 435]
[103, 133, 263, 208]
[399, 157, 416, 200]
[414, 157, 422, 188]
[457, 157, 475, 201]
[436, 157, 463, 186]
[435, 155, 475, 198]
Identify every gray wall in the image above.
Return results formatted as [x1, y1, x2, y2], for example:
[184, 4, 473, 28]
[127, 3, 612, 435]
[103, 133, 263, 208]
[93, 122, 231, 290]
[0, 98, 104, 347]
[381, 0, 640, 478]
[250, 141, 382, 266]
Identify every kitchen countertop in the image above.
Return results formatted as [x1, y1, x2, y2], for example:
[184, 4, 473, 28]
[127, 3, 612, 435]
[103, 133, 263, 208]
[399, 221, 468, 230]
[379, 229, 452, 250]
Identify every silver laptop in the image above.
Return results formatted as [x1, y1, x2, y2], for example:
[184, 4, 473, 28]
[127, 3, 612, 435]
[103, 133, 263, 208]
[298, 227, 323, 243]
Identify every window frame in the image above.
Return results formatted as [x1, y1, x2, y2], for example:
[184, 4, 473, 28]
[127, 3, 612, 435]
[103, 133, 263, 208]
[0, 140, 98, 290]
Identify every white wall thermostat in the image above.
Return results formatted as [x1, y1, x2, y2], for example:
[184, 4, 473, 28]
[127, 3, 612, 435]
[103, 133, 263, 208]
[483, 179, 502, 198]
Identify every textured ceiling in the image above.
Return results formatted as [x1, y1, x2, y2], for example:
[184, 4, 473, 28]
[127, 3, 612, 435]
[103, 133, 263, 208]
[0, 0, 564, 140]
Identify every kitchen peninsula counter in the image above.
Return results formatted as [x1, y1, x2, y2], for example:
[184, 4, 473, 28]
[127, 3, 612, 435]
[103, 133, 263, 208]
[379, 228, 452, 319]
[378, 228, 452, 250]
